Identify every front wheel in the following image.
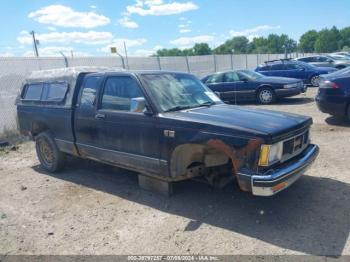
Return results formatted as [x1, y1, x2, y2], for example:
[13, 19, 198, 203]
[35, 131, 65, 172]
[310, 75, 320, 87]
[257, 87, 275, 104]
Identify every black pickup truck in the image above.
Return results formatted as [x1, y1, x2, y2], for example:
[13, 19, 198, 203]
[16, 67, 319, 196]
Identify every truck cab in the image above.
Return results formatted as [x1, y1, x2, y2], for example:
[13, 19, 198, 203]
[16, 67, 319, 196]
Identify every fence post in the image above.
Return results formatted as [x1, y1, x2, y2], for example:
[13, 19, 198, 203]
[157, 56, 162, 70]
[213, 54, 217, 72]
[185, 56, 190, 73]
[230, 54, 233, 70]
[256, 54, 259, 67]
[245, 54, 248, 69]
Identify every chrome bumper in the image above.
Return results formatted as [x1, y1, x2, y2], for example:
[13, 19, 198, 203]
[250, 144, 319, 196]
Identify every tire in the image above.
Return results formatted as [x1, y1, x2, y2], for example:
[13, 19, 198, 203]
[257, 87, 275, 104]
[347, 104, 350, 122]
[35, 131, 65, 172]
[310, 75, 320, 87]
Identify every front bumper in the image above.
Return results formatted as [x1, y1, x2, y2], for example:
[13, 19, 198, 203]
[239, 144, 319, 196]
[275, 87, 302, 98]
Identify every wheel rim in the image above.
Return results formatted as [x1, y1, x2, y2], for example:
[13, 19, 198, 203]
[38, 138, 54, 166]
[259, 90, 273, 103]
[311, 76, 320, 86]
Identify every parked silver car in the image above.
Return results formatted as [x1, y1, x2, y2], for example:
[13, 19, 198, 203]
[331, 52, 350, 59]
[296, 55, 350, 69]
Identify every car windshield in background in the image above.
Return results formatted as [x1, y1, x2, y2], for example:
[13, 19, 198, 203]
[140, 73, 222, 112]
[237, 70, 264, 80]
[295, 61, 316, 69]
[324, 67, 350, 77]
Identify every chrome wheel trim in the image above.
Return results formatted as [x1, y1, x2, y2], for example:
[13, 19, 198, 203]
[311, 76, 320, 86]
[259, 89, 273, 103]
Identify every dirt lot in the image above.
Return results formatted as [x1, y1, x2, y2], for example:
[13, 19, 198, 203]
[0, 88, 349, 256]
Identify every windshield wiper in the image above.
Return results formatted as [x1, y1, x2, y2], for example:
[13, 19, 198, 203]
[164, 102, 216, 112]
[198, 101, 216, 107]
[164, 105, 193, 112]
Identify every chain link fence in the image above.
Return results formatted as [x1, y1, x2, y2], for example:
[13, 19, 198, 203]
[0, 52, 313, 138]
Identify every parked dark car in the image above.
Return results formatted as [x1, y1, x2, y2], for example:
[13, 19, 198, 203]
[255, 59, 337, 87]
[16, 67, 319, 196]
[296, 55, 350, 70]
[201, 70, 305, 104]
[316, 68, 350, 120]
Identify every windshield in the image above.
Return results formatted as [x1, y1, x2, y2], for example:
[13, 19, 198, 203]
[295, 60, 316, 69]
[236, 70, 264, 80]
[324, 66, 350, 77]
[140, 73, 222, 112]
[329, 55, 349, 61]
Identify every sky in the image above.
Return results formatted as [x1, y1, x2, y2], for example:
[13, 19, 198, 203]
[0, 0, 349, 57]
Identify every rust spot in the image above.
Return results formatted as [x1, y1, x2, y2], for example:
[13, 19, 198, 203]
[207, 138, 263, 192]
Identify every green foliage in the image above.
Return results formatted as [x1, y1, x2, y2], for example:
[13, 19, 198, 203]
[155, 26, 350, 56]
[342, 46, 350, 52]
[156, 43, 211, 56]
[299, 30, 318, 52]
[193, 43, 212, 55]
[314, 27, 341, 53]
[215, 36, 249, 54]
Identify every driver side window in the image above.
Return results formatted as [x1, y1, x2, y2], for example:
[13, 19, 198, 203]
[223, 72, 240, 83]
[101, 76, 145, 112]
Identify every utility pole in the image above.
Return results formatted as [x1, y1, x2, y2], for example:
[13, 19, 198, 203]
[123, 41, 129, 69]
[30, 31, 39, 57]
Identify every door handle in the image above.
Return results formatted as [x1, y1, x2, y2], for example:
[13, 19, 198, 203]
[95, 113, 106, 119]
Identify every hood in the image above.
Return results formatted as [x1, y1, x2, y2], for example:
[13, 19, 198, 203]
[255, 76, 301, 84]
[165, 104, 312, 141]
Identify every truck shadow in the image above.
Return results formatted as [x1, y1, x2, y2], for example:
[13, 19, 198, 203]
[325, 116, 350, 127]
[32, 159, 349, 256]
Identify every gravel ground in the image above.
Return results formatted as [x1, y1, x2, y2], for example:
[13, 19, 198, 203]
[0, 88, 349, 256]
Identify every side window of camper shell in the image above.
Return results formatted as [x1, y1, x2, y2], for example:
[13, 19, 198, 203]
[22, 82, 69, 102]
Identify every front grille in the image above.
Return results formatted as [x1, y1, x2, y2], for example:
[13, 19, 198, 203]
[281, 130, 309, 162]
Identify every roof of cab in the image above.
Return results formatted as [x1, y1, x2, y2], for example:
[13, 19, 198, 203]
[26, 66, 190, 82]
[26, 66, 123, 82]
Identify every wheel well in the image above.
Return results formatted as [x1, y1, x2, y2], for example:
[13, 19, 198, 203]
[256, 85, 273, 95]
[170, 144, 229, 179]
[31, 121, 49, 137]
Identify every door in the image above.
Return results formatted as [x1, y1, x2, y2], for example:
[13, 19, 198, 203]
[95, 74, 161, 174]
[283, 63, 306, 80]
[223, 71, 256, 101]
[269, 63, 289, 77]
[74, 74, 103, 159]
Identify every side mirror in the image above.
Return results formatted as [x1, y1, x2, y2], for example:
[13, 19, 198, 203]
[130, 97, 147, 113]
[241, 78, 249, 82]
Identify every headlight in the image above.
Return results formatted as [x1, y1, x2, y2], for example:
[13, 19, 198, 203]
[258, 142, 283, 166]
[284, 83, 297, 89]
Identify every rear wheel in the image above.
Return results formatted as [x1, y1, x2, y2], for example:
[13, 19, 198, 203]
[35, 131, 65, 172]
[257, 87, 275, 104]
[310, 75, 320, 87]
[347, 104, 350, 122]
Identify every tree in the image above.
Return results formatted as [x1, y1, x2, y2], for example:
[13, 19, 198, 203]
[215, 36, 249, 54]
[298, 30, 318, 52]
[156, 48, 184, 56]
[192, 43, 212, 55]
[314, 27, 341, 53]
[340, 27, 350, 48]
